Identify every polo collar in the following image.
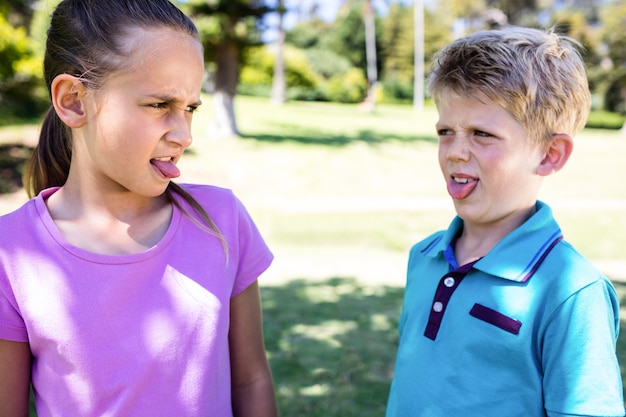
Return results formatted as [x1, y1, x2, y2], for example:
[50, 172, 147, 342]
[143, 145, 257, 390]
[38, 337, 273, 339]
[422, 201, 563, 283]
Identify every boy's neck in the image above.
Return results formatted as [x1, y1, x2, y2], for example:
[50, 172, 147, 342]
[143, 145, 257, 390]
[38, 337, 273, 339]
[454, 204, 537, 266]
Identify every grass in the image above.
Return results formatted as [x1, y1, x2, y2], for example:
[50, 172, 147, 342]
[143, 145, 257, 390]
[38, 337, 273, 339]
[2, 95, 625, 415]
[262, 278, 403, 416]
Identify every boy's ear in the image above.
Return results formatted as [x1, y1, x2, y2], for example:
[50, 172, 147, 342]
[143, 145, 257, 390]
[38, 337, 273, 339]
[51, 74, 88, 128]
[537, 133, 573, 176]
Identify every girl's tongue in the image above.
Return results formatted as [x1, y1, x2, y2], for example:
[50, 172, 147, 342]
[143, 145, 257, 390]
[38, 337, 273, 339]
[151, 159, 180, 179]
[447, 177, 478, 200]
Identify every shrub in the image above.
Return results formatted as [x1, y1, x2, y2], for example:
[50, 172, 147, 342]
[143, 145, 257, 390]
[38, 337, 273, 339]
[0, 14, 46, 121]
[325, 68, 368, 104]
[585, 110, 625, 130]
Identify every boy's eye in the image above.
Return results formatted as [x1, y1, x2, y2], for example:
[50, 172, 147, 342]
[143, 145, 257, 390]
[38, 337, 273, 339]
[149, 102, 168, 110]
[185, 105, 199, 113]
[437, 129, 452, 136]
[474, 130, 494, 137]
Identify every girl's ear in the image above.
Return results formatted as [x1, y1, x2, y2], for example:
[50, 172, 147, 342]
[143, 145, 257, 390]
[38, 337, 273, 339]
[537, 133, 573, 177]
[51, 74, 88, 128]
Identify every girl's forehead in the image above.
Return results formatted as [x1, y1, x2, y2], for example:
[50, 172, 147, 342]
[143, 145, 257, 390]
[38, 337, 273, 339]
[120, 26, 201, 62]
[100, 27, 204, 94]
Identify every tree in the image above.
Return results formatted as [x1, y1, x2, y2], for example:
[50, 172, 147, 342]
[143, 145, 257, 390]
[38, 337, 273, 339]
[0, 0, 45, 120]
[413, 0, 424, 112]
[363, 0, 378, 110]
[327, 1, 370, 76]
[270, 0, 287, 104]
[186, 0, 272, 139]
[599, 0, 626, 114]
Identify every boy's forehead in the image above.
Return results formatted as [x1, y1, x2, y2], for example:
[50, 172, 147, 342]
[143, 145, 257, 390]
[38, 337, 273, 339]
[435, 89, 494, 108]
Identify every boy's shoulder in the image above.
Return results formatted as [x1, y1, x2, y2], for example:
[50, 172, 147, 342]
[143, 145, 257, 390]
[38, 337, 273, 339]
[411, 230, 447, 254]
[408, 216, 462, 260]
[540, 238, 611, 291]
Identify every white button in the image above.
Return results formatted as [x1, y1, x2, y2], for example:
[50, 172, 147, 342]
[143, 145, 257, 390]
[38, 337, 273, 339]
[444, 277, 455, 287]
[433, 301, 443, 312]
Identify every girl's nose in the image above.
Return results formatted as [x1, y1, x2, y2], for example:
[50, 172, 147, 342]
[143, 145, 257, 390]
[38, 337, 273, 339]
[165, 113, 193, 149]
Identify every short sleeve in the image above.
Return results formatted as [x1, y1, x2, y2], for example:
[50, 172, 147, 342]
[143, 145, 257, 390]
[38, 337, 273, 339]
[542, 279, 625, 416]
[230, 196, 273, 297]
[0, 277, 28, 342]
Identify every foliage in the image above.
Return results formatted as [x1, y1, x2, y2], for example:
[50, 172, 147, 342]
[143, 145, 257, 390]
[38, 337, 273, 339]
[239, 45, 322, 99]
[239, 44, 367, 103]
[586, 110, 625, 130]
[379, 3, 414, 80]
[325, 1, 375, 76]
[285, 17, 333, 50]
[186, 0, 270, 64]
[598, 0, 626, 113]
[325, 68, 368, 104]
[0, 12, 45, 120]
[377, 3, 452, 103]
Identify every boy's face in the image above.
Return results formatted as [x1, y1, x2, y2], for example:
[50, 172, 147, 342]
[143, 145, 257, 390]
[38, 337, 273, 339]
[436, 93, 546, 232]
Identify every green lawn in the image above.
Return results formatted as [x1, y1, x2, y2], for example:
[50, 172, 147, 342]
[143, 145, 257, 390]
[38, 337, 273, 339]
[2, 95, 625, 415]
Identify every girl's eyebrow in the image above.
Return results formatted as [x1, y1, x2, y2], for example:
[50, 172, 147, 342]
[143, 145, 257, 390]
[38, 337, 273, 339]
[147, 93, 202, 107]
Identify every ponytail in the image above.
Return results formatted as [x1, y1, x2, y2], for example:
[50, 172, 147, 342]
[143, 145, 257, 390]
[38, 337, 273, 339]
[23, 106, 72, 198]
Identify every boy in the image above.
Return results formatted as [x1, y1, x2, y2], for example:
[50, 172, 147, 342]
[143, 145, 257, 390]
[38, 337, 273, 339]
[385, 27, 625, 416]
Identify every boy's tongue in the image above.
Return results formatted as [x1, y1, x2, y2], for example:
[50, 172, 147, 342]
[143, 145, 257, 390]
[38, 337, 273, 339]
[151, 159, 181, 179]
[447, 178, 478, 200]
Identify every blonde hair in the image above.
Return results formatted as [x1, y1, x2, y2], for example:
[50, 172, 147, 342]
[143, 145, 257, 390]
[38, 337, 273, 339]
[428, 26, 591, 146]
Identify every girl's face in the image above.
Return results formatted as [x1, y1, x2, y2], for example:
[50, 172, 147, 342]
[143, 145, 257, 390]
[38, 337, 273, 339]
[436, 93, 546, 233]
[76, 27, 204, 198]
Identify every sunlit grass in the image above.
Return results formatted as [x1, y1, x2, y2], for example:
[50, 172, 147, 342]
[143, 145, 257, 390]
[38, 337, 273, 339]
[5, 95, 626, 415]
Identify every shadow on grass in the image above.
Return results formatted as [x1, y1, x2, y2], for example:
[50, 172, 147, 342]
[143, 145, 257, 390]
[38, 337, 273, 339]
[241, 129, 437, 146]
[0, 143, 32, 194]
[261, 277, 403, 417]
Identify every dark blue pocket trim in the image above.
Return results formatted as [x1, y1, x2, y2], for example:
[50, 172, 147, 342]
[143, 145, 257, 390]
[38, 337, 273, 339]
[470, 303, 522, 335]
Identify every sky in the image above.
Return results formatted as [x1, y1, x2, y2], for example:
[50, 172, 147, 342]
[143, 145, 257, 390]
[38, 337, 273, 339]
[262, 0, 412, 42]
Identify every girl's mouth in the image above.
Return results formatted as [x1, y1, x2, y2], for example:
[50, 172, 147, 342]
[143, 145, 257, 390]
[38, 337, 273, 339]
[150, 157, 180, 179]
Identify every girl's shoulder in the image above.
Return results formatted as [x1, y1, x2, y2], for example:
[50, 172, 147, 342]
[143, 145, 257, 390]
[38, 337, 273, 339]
[179, 183, 235, 201]
[0, 197, 38, 231]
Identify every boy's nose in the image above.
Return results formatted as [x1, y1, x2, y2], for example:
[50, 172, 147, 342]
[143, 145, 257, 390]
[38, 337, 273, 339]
[445, 137, 470, 161]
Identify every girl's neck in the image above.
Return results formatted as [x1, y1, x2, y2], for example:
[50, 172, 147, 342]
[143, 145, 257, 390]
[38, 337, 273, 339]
[44, 185, 172, 255]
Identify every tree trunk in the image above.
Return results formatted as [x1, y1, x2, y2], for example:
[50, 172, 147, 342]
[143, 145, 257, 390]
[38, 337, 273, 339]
[363, 0, 378, 112]
[271, 0, 287, 105]
[211, 20, 240, 139]
[211, 90, 238, 139]
[413, 0, 424, 112]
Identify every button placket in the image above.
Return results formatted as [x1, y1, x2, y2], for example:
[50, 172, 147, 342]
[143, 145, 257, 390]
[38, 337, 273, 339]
[424, 260, 478, 341]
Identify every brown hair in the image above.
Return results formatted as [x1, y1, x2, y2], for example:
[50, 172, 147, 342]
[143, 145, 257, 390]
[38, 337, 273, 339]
[24, 0, 224, 247]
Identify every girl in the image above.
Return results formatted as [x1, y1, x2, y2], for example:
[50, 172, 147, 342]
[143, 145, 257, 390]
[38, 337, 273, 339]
[0, 1, 277, 416]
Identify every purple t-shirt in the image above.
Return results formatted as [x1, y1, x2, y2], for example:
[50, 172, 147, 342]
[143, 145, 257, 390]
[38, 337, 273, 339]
[0, 184, 273, 416]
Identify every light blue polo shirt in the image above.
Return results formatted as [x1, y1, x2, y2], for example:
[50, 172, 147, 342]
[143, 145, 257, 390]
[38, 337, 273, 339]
[386, 201, 625, 417]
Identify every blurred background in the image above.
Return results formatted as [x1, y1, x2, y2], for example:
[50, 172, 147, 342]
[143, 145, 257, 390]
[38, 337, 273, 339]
[1, 1, 626, 416]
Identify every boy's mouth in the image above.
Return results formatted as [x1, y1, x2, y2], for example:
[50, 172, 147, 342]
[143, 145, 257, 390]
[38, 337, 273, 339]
[447, 175, 478, 199]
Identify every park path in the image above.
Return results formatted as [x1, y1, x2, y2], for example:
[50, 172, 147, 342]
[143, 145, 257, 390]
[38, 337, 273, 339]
[1, 125, 624, 285]
[1, 189, 626, 285]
